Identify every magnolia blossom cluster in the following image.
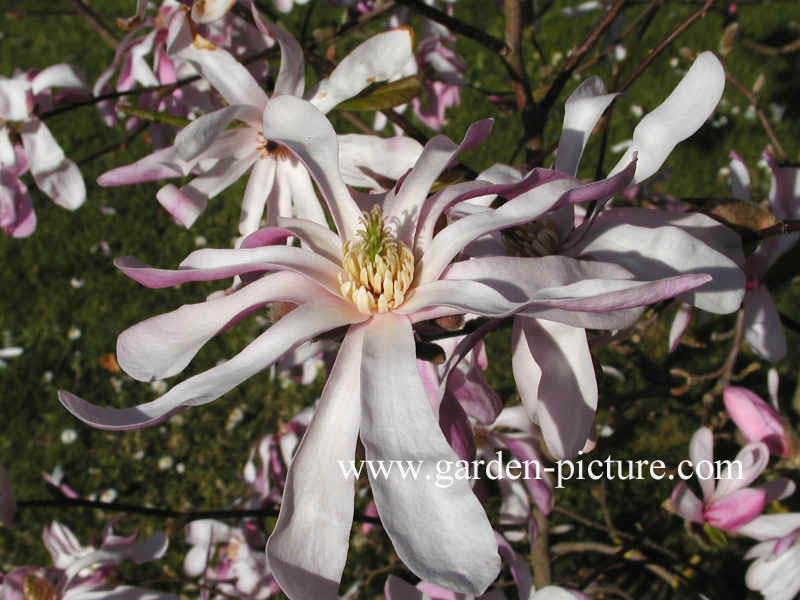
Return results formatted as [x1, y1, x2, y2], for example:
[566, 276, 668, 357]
[2, 0, 799, 599]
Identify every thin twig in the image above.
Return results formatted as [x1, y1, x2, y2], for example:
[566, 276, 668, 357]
[616, 0, 715, 93]
[393, 0, 509, 55]
[725, 70, 787, 159]
[65, 0, 119, 49]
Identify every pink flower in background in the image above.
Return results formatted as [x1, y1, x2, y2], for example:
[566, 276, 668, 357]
[0, 64, 87, 236]
[411, 36, 466, 130]
[184, 519, 279, 599]
[1, 520, 174, 599]
[670, 427, 794, 531]
[98, 5, 420, 239]
[724, 386, 791, 457]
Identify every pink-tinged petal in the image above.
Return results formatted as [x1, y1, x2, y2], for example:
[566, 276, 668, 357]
[1, 171, 36, 238]
[724, 386, 788, 457]
[0, 128, 15, 166]
[400, 278, 528, 317]
[31, 64, 86, 95]
[338, 134, 423, 191]
[765, 150, 800, 220]
[251, 6, 305, 98]
[307, 28, 415, 114]
[745, 543, 800, 600]
[555, 76, 618, 176]
[497, 476, 529, 541]
[743, 286, 787, 362]
[117, 271, 338, 382]
[495, 532, 534, 600]
[705, 488, 768, 531]
[670, 482, 703, 523]
[608, 52, 725, 183]
[179, 244, 343, 294]
[63, 531, 169, 580]
[387, 120, 493, 245]
[668, 302, 693, 353]
[168, 11, 269, 109]
[568, 209, 745, 314]
[736, 514, 800, 541]
[267, 325, 364, 600]
[97, 145, 196, 186]
[276, 217, 343, 264]
[157, 153, 258, 227]
[191, 0, 237, 23]
[447, 355, 502, 425]
[757, 478, 796, 503]
[0, 463, 15, 528]
[19, 119, 85, 210]
[261, 95, 360, 240]
[0, 77, 30, 120]
[417, 177, 578, 285]
[281, 159, 328, 226]
[439, 393, 476, 462]
[58, 302, 360, 430]
[184, 519, 232, 576]
[175, 105, 261, 161]
[713, 441, 770, 499]
[729, 150, 751, 202]
[360, 314, 500, 594]
[497, 432, 553, 514]
[384, 576, 428, 600]
[266, 157, 293, 228]
[239, 157, 276, 237]
[689, 427, 715, 502]
[515, 317, 596, 460]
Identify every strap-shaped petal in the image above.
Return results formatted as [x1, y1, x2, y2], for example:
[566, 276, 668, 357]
[251, 5, 305, 98]
[608, 51, 725, 183]
[267, 325, 364, 600]
[359, 313, 500, 594]
[58, 302, 362, 430]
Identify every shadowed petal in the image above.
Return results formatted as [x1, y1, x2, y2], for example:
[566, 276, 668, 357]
[360, 314, 500, 594]
[267, 325, 364, 600]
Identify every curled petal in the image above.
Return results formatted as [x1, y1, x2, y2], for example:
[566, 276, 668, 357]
[608, 51, 725, 183]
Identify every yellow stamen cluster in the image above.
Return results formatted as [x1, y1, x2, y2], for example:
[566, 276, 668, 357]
[338, 206, 415, 314]
[502, 218, 562, 258]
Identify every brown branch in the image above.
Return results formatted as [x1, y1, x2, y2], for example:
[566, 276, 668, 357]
[616, 0, 715, 93]
[725, 70, 787, 160]
[65, 0, 119, 49]
[393, 0, 509, 55]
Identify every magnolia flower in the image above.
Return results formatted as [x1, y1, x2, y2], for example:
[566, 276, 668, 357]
[445, 51, 743, 459]
[60, 94, 709, 596]
[733, 513, 800, 600]
[724, 386, 791, 457]
[731, 150, 799, 361]
[243, 407, 312, 505]
[411, 35, 466, 130]
[1, 520, 174, 599]
[670, 427, 794, 531]
[184, 519, 278, 599]
[0, 64, 87, 236]
[99, 4, 421, 239]
[97, 0, 270, 149]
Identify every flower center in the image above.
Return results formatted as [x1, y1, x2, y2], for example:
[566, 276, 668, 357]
[338, 206, 415, 314]
[23, 575, 58, 600]
[256, 133, 292, 160]
[501, 218, 561, 258]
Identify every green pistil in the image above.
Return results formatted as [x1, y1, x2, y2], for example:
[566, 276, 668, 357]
[358, 206, 391, 261]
